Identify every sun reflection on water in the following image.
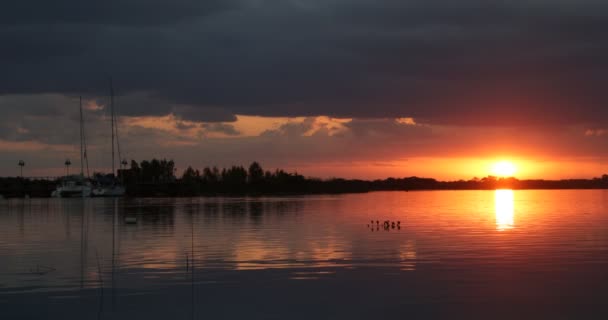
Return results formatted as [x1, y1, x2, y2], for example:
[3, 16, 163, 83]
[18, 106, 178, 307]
[495, 189, 514, 231]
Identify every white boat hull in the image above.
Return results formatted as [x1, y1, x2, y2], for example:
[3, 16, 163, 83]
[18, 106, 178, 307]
[52, 186, 92, 198]
[92, 185, 126, 197]
[52, 175, 92, 198]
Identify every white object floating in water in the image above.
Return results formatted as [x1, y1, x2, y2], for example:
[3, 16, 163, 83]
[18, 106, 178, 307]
[124, 216, 137, 224]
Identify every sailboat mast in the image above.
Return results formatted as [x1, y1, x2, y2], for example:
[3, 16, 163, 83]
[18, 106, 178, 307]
[79, 96, 84, 176]
[110, 79, 115, 176]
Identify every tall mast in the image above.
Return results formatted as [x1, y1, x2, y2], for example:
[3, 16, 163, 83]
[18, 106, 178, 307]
[115, 92, 123, 171]
[81, 97, 90, 178]
[110, 78, 115, 176]
[79, 96, 84, 176]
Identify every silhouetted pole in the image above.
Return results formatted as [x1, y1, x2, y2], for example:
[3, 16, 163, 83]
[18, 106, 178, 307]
[120, 159, 127, 183]
[110, 78, 115, 177]
[65, 159, 72, 176]
[79, 96, 84, 176]
[18, 160, 25, 178]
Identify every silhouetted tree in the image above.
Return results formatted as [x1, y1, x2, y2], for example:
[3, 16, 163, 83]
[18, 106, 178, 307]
[264, 170, 273, 180]
[222, 166, 247, 186]
[248, 162, 264, 184]
[180, 166, 200, 195]
[135, 158, 176, 183]
[182, 166, 200, 182]
[130, 160, 140, 171]
[202, 166, 220, 184]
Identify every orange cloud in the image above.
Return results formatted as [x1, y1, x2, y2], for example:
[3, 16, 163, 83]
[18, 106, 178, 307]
[395, 117, 416, 125]
[0, 139, 72, 152]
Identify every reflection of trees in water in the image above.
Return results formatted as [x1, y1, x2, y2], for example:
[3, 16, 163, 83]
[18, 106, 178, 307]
[140, 205, 175, 226]
[182, 201, 198, 216]
[198, 201, 220, 226]
[202, 202, 220, 215]
[219, 199, 304, 223]
[248, 201, 263, 223]
[182, 200, 203, 226]
[123, 199, 176, 227]
[220, 201, 250, 227]
[247, 200, 304, 223]
[265, 200, 304, 216]
[116, 198, 307, 228]
[222, 201, 247, 216]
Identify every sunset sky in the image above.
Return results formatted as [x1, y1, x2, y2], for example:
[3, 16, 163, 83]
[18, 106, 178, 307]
[2, 0, 608, 180]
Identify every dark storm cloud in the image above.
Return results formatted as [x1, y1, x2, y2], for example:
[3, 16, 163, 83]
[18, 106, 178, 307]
[344, 119, 433, 140]
[1, 0, 235, 26]
[110, 93, 236, 122]
[2, 0, 608, 125]
[0, 95, 113, 145]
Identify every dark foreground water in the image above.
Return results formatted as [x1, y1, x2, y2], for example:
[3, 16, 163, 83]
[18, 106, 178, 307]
[1, 190, 608, 319]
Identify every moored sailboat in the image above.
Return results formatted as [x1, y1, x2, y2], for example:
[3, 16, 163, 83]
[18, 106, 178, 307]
[52, 97, 92, 198]
[52, 175, 92, 198]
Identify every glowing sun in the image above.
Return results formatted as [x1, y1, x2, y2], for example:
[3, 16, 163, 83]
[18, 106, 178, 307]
[491, 161, 517, 177]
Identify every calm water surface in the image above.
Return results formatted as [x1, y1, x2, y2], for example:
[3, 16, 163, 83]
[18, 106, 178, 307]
[1, 190, 608, 319]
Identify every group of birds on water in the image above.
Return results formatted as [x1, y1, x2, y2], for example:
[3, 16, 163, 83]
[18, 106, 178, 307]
[367, 220, 401, 231]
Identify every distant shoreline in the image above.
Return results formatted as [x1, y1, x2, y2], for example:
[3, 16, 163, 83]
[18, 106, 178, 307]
[2, 159, 607, 198]
[2, 175, 608, 199]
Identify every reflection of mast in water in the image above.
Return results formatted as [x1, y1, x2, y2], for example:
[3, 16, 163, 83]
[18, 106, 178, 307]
[18, 199, 25, 236]
[191, 202, 196, 320]
[80, 199, 89, 289]
[64, 200, 71, 239]
[111, 198, 119, 311]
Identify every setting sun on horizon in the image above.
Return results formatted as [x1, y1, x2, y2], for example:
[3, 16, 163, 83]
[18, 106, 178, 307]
[491, 160, 517, 177]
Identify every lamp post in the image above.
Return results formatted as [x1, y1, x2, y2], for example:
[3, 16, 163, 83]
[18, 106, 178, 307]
[65, 159, 71, 176]
[18, 160, 25, 178]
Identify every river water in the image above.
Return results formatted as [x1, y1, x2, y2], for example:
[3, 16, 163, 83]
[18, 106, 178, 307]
[1, 190, 608, 319]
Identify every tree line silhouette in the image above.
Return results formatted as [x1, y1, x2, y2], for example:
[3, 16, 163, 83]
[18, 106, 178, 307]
[121, 160, 367, 196]
[119, 160, 608, 197]
[2, 159, 608, 197]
